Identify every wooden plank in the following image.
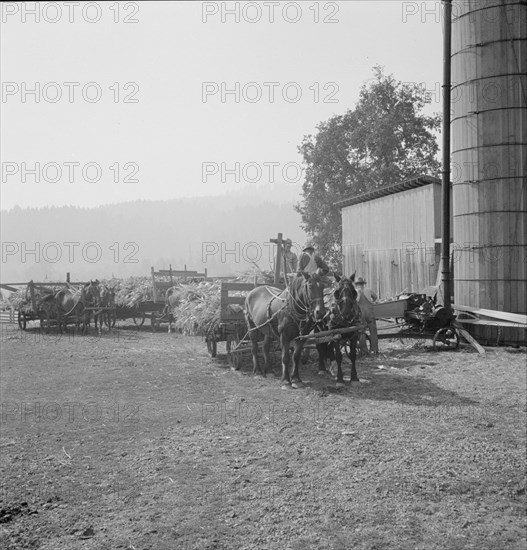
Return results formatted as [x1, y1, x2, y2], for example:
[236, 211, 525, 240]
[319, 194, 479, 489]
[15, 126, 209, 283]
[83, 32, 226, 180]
[295, 325, 366, 341]
[453, 323, 486, 355]
[222, 296, 246, 306]
[453, 304, 527, 325]
[456, 318, 527, 328]
[0, 284, 19, 293]
[221, 282, 260, 292]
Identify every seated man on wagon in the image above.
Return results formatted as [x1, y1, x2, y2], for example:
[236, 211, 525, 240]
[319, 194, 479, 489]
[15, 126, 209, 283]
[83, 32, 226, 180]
[297, 245, 331, 285]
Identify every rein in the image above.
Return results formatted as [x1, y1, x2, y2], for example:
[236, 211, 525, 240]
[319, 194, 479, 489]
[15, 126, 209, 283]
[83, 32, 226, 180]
[284, 277, 324, 332]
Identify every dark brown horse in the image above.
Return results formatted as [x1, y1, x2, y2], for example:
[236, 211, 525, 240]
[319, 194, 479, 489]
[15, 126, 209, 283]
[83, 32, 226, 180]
[55, 281, 101, 334]
[94, 284, 116, 331]
[244, 273, 326, 389]
[316, 274, 362, 387]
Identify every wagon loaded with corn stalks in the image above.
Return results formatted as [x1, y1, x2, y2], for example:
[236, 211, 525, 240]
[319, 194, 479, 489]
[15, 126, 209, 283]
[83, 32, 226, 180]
[10, 281, 59, 331]
[111, 267, 209, 331]
[204, 282, 262, 359]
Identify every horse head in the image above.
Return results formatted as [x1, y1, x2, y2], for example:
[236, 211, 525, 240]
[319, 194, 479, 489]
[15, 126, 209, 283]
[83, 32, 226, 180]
[82, 280, 101, 307]
[101, 284, 116, 307]
[332, 272, 360, 324]
[299, 272, 326, 322]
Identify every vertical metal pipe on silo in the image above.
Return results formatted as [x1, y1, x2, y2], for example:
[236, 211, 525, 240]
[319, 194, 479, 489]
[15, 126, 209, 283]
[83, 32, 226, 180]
[441, 0, 452, 310]
[451, 0, 527, 343]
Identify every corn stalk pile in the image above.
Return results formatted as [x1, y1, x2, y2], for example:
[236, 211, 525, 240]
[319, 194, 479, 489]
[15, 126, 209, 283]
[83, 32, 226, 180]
[165, 281, 222, 336]
[112, 277, 153, 308]
[5, 285, 56, 313]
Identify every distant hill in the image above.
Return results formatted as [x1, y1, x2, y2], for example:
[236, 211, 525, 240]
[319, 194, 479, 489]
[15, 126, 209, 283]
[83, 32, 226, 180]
[0, 183, 308, 282]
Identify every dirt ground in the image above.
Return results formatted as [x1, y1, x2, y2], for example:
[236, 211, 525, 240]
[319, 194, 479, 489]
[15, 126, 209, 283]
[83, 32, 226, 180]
[1, 321, 526, 550]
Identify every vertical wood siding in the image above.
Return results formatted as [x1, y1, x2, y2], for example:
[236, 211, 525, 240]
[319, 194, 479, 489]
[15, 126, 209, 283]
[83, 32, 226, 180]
[342, 184, 440, 299]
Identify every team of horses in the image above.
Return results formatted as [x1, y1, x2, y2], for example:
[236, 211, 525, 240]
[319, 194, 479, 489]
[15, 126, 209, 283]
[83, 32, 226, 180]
[244, 272, 363, 389]
[33, 273, 364, 387]
[36, 280, 115, 334]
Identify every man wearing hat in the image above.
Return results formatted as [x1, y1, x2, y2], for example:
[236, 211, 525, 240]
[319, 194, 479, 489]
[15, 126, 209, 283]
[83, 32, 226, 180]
[298, 244, 330, 278]
[356, 276, 379, 354]
[283, 239, 298, 276]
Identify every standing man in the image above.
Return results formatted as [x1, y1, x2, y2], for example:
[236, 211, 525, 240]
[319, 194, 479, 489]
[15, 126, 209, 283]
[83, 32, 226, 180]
[283, 239, 298, 277]
[355, 277, 379, 354]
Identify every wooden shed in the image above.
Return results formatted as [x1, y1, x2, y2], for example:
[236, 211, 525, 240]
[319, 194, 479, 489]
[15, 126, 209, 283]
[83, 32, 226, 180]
[337, 175, 447, 300]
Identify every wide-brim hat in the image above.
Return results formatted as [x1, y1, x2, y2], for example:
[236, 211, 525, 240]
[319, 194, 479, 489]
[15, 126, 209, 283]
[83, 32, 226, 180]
[284, 238, 292, 244]
[302, 245, 314, 252]
[356, 277, 366, 285]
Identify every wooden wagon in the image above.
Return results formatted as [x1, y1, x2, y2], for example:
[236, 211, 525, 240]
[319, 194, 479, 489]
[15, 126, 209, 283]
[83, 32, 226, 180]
[206, 281, 366, 371]
[118, 266, 209, 331]
[16, 281, 58, 330]
[16, 280, 109, 333]
[205, 281, 262, 359]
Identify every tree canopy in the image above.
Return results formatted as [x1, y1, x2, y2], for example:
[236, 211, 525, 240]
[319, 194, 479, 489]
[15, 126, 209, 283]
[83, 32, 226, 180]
[295, 66, 441, 269]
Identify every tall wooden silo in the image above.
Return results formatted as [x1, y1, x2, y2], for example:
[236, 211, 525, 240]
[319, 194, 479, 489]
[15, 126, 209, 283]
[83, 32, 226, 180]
[451, 0, 527, 343]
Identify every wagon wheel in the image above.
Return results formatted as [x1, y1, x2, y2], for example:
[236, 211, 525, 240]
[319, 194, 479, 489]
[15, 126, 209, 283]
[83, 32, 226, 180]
[39, 312, 49, 334]
[226, 333, 242, 369]
[206, 332, 217, 357]
[226, 333, 240, 354]
[133, 310, 146, 327]
[151, 313, 159, 332]
[433, 327, 460, 351]
[228, 348, 242, 371]
[17, 310, 27, 331]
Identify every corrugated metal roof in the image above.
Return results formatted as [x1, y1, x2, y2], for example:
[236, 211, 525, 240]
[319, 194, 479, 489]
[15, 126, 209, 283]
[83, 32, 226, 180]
[335, 175, 441, 208]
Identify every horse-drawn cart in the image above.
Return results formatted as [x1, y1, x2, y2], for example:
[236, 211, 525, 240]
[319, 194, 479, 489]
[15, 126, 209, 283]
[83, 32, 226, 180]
[208, 278, 367, 375]
[16, 281, 58, 330]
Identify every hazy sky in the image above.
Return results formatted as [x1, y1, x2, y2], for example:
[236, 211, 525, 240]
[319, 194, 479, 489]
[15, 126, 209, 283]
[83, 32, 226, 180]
[1, 1, 443, 210]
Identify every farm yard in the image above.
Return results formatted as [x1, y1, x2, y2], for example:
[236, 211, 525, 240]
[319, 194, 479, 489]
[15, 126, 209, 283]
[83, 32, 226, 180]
[1, 324, 525, 550]
[3, 1, 526, 549]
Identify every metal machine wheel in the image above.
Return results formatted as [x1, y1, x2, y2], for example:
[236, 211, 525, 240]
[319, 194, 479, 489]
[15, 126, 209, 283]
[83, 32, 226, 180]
[432, 327, 460, 351]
